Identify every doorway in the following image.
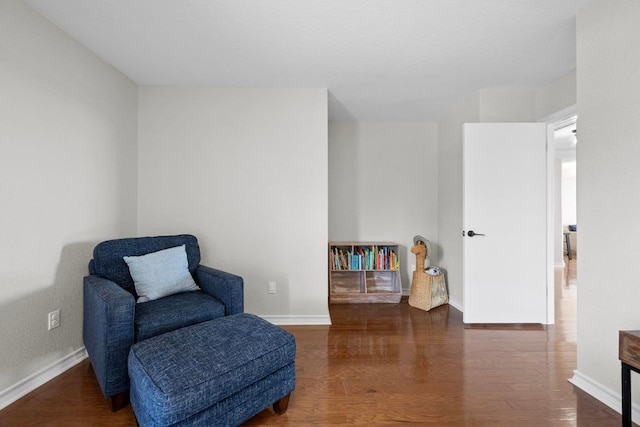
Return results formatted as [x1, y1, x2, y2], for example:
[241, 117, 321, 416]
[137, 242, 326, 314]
[462, 114, 576, 325]
[551, 113, 577, 322]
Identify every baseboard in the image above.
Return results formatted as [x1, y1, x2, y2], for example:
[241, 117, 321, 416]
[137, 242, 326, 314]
[258, 314, 332, 326]
[0, 347, 87, 411]
[260, 298, 463, 324]
[448, 297, 463, 312]
[568, 369, 639, 422]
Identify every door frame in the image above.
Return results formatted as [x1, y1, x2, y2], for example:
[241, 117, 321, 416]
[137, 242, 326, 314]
[539, 104, 577, 325]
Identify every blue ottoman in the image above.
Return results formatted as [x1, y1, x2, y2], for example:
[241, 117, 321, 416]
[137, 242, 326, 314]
[128, 313, 296, 427]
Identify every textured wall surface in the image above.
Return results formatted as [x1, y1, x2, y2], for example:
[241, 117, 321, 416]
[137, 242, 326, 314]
[437, 94, 480, 306]
[137, 87, 329, 319]
[0, 0, 137, 392]
[576, 0, 640, 401]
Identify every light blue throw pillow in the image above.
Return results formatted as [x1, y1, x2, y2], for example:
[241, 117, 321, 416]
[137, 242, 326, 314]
[123, 244, 200, 303]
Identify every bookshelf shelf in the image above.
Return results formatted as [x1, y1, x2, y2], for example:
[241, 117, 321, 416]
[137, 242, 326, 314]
[329, 242, 402, 304]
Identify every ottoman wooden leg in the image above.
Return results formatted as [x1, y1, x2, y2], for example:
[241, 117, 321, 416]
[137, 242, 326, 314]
[273, 394, 291, 415]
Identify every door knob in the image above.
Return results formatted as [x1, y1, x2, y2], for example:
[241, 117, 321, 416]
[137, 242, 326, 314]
[467, 230, 485, 237]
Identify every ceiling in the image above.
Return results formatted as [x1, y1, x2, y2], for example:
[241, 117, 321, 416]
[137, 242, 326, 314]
[24, 0, 592, 121]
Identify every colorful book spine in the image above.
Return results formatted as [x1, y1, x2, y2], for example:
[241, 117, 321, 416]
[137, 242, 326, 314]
[331, 244, 400, 271]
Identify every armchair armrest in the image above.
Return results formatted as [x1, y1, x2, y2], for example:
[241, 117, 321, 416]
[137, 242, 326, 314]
[195, 265, 244, 315]
[83, 275, 135, 398]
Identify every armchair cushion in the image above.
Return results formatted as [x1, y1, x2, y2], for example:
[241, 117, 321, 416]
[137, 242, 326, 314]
[90, 234, 201, 298]
[124, 244, 199, 303]
[134, 291, 225, 341]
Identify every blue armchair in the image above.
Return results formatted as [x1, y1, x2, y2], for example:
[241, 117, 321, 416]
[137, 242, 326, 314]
[83, 234, 244, 411]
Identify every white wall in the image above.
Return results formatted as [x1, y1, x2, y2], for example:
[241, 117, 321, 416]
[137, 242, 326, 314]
[437, 94, 480, 307]
[562, 162, 577, 256]
[562, 162, 577, 227]
[478, 89, 537, 123]
[137, 87, 329, 322]
[536, 70, 577, 120]
[0, 0, 137, 393]
[574, 0, 640, 408]
[329, 122, 438, 292]
[554, 159, 564, 266]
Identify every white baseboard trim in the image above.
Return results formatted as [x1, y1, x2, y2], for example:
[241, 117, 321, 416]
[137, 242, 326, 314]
[568, 369, 639, 422]
[0, 347, 87, 411]
[258, 314, 332, 326]
[448, 297, 463, 312]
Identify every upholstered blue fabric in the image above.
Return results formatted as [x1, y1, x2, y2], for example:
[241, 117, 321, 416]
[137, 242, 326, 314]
[83, 275, 135, 397]
[83, 234, 244, 400]
[172, 364, 295, 427]
[128, 314, 296, 427]
[134, 291, 225, 341]
[90, 234, 201, 297]
[195, 265, 244, 316]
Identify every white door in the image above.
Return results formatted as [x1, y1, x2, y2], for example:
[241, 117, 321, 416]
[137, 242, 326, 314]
[463, 123, 547, 324]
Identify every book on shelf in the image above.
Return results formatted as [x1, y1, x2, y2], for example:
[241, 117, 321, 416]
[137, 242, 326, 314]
[330, 244, 399, 271]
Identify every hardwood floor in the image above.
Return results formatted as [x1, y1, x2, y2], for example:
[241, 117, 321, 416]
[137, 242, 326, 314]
[0, 258, 626, 426]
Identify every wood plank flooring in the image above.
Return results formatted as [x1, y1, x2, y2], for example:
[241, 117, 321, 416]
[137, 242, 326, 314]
[0, 258, 627, 425]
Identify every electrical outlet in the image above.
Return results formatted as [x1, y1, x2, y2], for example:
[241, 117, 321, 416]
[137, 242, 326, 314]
[268, 281, 277, 294]
[48, 310, 60, 330]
